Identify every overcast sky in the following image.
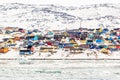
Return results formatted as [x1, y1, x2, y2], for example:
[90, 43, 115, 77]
[0, 0, 119, 6]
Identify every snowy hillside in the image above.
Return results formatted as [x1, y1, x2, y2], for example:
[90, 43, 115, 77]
[0, 3, 120, 30]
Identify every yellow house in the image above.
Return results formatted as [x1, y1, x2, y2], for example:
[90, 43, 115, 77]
[99, 27, 103, 33]
[100, 48, 110, 54]
[70, 39, 76, 44]
[73, 43, 79, 48]
[7, 38, 16, 44]
[108, 45, 116, 49]
[64, 32, 68, 36]
[80, 40, 86, 44]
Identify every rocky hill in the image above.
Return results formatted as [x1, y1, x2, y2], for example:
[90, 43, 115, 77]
[0, 3, 120, 30]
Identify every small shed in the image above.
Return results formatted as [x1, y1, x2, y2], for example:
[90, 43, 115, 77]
[40, 47, 57, 53]
[70, 48, 83, 54]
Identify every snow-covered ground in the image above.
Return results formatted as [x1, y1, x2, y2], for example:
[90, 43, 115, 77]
[0, 3, 119, 80]
[0, 3, 120, 30]
[0, 60, 120, 80]
[0, 48, 120, 59]
[0, 3, 120, 59]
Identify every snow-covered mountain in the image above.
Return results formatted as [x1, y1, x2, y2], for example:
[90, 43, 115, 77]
[0, 3, 120, 30]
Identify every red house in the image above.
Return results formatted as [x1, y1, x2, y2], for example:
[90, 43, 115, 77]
[19, 28, 25, 33]
[116, 45, 120, 49]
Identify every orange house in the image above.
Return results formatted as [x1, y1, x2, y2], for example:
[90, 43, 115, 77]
[0, 47, 9, 53]
[13, 37, 21, 41]
[4, 27, 14, 31]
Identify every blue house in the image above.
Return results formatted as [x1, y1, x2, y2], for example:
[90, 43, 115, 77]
[27, 30, 33, 34]
[86, 40, 93, 45]
[58, 43, 74, 48]
[59, 43, 64, 48]
[63, 43, 74, 47]
[27, 41, 34, 46]
[47, 31, 54, 35]
[118, 36, 120, 40]
[88, 33, 94, 39]
[102, 28, 109, 34]
[33, 35, 38, 41]
[33, 29, 39, 33]
[96, 45, 108, 49]
[26, 35, 38, 41]
[19, 50, 32, 55]
[68, 31, 81, 35]
[89, 44, 96, 49]
[96, 39, 104, 44]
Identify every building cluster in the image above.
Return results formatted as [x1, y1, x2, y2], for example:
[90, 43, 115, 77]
[0, 27, 120, 56]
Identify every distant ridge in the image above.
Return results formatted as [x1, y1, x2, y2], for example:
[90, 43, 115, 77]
[0, 3, 119, 30]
